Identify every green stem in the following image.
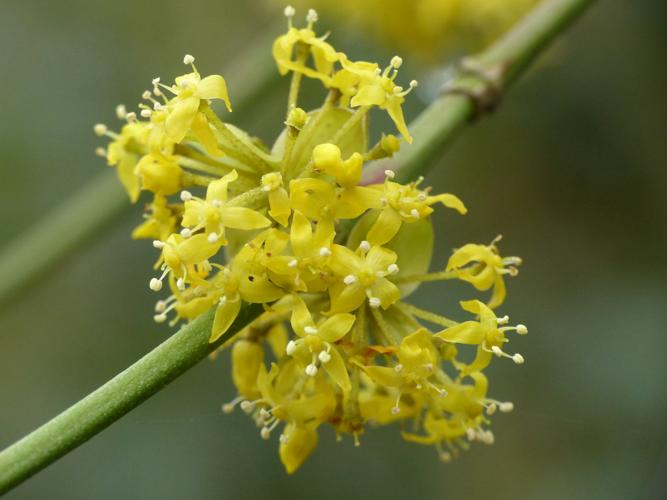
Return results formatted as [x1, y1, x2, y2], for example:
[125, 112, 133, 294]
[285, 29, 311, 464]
[0, 303, 262, 495]
[0, 25, 282, 311]
[362, 0, 595, 184]
[0, 0, 595, 492]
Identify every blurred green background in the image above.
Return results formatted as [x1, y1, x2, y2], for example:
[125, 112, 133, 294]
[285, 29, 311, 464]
[1, 1, 666, 499]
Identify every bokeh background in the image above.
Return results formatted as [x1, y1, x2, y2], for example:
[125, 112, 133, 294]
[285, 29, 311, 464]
[1, 1, 666, 499]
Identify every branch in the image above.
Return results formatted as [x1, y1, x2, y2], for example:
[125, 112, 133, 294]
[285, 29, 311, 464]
[0, 0, 595, 493]
[363, 0, 595, 184]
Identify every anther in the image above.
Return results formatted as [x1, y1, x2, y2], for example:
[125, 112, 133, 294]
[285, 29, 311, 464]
[343, 274, 357, 285]
[284, 5, 295, 17]
[358, 240, 371, 252]
[368, 297, 381, 308]
[212, 200, 222, 208]
[93, 123, 107, 136]
[384, 169, 395, 179]
[486, 403, 497, 415]
[491, 345, 503, 357]
[286, 340, 297, 355]
[140, 109, 152, 118]
[115, 104, 127, 119]
[155, 300, 167, 313]
[466, 428, 476, 441]
[391, 406, 401, 415]
[288, 259, 298, 268]
[387, 264, 399, 274]
[319, 247, 332, 257]
[306, 8, 318, 23]
[318, 351, 331, 363]
[207, 232, 219, 243]
[512, 353, 525, 364]
[180, 190, 193, 201]
[176, 278, 186, 291]
[516, 324, 528, 335]
[410, 208, 420, 219]
[409, 80, 418, 89]
[499, 401, 514, 413]
[153, 313, 167, 323]
[149, 278, 163, 292]
[152, 240, 165, 249]
[390, 56, 403, 69]
[151, 77, 161, 85]
[142, 90, 152, 100]
[219, 296, 227, 306]
[240, 400, 255, 412]
[125, 111, 137, 122]
[95, 147, 106, 157]
[304, 326, 318, 335]
[497, 315, 510, 325]
[260, 427, 271, 440]
[439, 451, 452, 463]
[183, 54, 195, 65]
[394, 364, 403, 373]
[180, 228, 192, 238]
[305, 364, 318, 377]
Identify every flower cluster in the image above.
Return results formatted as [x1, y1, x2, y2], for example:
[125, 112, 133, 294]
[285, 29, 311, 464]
[287, 0, 538, 60]
[95, 8, 527, 474]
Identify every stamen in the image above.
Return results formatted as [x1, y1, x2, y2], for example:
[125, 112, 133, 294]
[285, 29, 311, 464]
[387, 264, 399, 274]
[384, 169, 395, 179]
[180, 228, 192, 238]
[93, 123, 107, 136]
[516, 324, 528, 335]
[304, 326, 318, 335]
[368, 297, 381, 308]
[486, 403, 497, 415]
[394, 364, 403, 373]
[141, 90, 152, 100]
[410, 208, 420, 219]
[125, 111, 137, 122]
[288, 259, 298, 268]
[512, 353, 525, 364]
[391, 393, 402, 415]
[183, 54, 195, 65]
[496, 315, 510, 325]
[286, 340, 297, 355]
[95, 147, 106, 157]
[153, 313, 167, 323]
[207, 232, 219, 243]
[240, 400, 256, 412]
[318, 350, 331, 363]
[140, 109, 152, 118]
[222, 396, 243, 414]
[319, 247, 332, 257]
[358, 240, 371, 252]
[390, 56, 403, 69]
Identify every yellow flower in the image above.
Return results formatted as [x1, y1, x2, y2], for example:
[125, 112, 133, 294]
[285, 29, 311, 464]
[262, 172, 291, 226]
[135, 153, 183, 197]
[286, 295, 354, 392]
[435, 300, 527, 375]
[366, 176, 467, 246]
[446, 240, 522, 308]
[106, 122, 149, 202]
[162, 59, 232, 144]
[131, 194, 178, 241]
[272, 27, 340, 83]
[181, 170, 271, 245]
[327, 243, 401, 313]
[342, 56, 416, 143]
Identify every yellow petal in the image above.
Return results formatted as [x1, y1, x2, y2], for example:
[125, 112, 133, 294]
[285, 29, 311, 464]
[279, 423, 318, 475]
[362, 365, 403, 387]
[434, 321, 485, 344]
[322, 347, 351, 393]
[197, 75, 232, 112]
[220, 206, 271, 230]
[231, 340, 262, 397]
[206, 169, 238, 202]
[369, 278, 401, 309]
[290, 295, 314, 337]
[318, 313, 356, 342]
[367, 209, 403, 246]
[268, 189, 291, 227]
[190, 111, 224, 156]
[165, 95, 200, 143]
[210, 297, 241, 342]
[428, 193, 467, 214]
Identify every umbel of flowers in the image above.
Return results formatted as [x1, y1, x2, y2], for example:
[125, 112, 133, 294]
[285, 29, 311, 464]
[95, 7, 527, 474]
